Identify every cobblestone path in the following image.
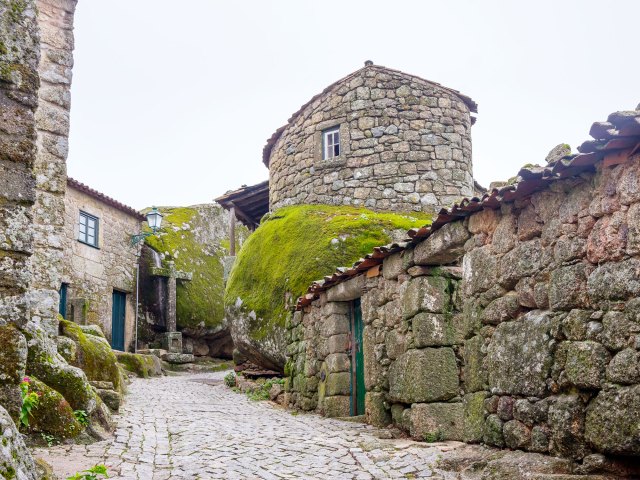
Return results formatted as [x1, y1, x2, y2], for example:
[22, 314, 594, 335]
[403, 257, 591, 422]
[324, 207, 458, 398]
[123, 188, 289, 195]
[35, 371, 466, 480]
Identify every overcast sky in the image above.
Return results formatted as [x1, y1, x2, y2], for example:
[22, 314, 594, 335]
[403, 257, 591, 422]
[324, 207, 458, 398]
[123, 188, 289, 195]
[67, 0, 639, 210]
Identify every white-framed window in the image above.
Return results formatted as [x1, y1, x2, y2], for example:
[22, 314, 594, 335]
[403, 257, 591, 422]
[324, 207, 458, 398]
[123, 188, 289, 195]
[78, 211, 99, 248]
[323, 126, 340, 160]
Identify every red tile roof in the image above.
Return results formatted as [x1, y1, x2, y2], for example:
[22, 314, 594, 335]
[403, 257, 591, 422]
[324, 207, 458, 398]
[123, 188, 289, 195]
[295, 105, 640, 310]
[67, 177, 145, 221]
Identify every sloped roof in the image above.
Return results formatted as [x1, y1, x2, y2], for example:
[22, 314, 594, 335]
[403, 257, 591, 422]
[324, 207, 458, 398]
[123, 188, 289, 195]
[67, 177, 145, 221]
[296, 105, 640, 310]
[214, 180, 269, 228]
[262, 63, 478, 167]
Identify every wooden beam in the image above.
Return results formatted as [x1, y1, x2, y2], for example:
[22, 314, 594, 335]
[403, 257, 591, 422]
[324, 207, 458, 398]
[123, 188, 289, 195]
[229, 201, 258, 229]
[229, 206, 236, 256]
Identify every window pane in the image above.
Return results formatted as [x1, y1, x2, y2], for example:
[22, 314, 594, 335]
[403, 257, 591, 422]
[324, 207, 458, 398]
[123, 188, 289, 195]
[87, 236, 95, 245]
[334, 131, 340, 144]
[334, 144, 340, 156]
[79, 214, 86, 226]
[79, 224, 86, 234]
[88, 218, 95, 229]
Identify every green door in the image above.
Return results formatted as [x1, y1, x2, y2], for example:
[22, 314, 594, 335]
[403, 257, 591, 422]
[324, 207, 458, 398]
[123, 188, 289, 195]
[111, 290, 126, 351]
[350, 298, 365, 416]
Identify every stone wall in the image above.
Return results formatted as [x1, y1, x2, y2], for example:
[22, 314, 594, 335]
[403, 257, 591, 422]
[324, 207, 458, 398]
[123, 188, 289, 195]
[61, 184, 142, 351]
[0, 0, 42, 477]
[268, 64, 475, 214]
[286, 152, 640, 467]
[1, 1, 83, 477]
[30, 0, 77, 339]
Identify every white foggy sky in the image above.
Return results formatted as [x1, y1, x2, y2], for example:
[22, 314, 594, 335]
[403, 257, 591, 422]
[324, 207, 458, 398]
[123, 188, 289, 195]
[67, 0, 640, 211]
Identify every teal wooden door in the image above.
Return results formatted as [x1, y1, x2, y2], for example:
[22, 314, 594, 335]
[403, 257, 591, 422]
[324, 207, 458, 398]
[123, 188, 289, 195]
[351, 299, 366, 416]
[58, 283, 68, 319]
[111, 291, 126, 351]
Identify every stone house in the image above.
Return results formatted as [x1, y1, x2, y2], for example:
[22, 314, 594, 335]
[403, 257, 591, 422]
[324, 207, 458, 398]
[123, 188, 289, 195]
[60, 177, 145, 352]
[263, 61, 481, 214]
[286, 107, 640, 466]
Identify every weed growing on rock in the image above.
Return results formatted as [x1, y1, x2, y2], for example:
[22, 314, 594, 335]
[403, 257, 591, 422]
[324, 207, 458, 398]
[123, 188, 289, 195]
[224, 372, 236, 388]
[246, 378, 284, 402]
[19, 376, 40, 427]
[73, 410, 88, 427]
[40, 433, 56, 447]
[423, 430, 445, 443]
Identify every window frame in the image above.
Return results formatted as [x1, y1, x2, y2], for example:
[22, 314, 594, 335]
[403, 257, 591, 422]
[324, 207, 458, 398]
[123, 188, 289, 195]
[78, 210, 99, 248]
[322, 126, 341, 160]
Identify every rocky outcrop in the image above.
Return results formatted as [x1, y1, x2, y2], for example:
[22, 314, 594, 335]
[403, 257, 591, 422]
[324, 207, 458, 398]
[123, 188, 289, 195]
[141, 204, 246, 357]
[225, 204, 431, 371]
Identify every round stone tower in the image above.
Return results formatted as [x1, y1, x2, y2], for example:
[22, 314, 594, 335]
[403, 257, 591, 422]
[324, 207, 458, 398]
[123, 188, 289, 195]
[263, 62, 477, 213]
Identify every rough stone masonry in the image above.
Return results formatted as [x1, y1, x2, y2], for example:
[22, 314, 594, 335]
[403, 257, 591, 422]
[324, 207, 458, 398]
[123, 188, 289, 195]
[265, 63, 478, 214]
[1, 1, 89, 478]
[286, 109, 640, 474]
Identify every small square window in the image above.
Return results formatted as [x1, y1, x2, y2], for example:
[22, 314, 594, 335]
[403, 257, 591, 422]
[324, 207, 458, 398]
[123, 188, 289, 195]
[78, 211, 99, 247]
[323, 126, 340, 160]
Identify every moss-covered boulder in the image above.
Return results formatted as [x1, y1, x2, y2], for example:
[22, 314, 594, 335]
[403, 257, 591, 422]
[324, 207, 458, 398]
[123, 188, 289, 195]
[59, 319, 122, 393]
[24, 327, 100, 418]
[142, 204, 248, 355]
[115, 352, 162, 378]
[26, 377, 82, 439]
[225, 205, 431, 371]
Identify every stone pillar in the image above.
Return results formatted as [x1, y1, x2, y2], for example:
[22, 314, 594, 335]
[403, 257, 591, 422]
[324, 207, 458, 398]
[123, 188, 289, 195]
[29, 0, 78, 338]
[166, 274, 177, 333]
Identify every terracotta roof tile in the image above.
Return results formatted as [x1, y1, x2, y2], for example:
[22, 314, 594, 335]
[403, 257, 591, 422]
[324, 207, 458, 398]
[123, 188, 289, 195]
[67, 177, 145, 221]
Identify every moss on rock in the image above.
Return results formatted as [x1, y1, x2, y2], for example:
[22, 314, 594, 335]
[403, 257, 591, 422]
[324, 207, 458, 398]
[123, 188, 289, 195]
[26, 377, 82, 439]
[25, 338, 97, 416]
[115, 352, 162, 378]
[225, 204, 430, 369]
[59, 319, 122, 393]
[144, 205, 243, 331]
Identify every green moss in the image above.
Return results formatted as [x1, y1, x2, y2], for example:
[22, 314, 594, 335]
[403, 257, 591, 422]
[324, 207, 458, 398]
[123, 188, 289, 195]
[59, 319, 122, 393]
[25, 340, 96, 413]
[26, 377, 82, 439]
[1, 464, 16, 479]
[115, 352, 157, 378]
[143, 206, 227, 330]
[225, 204, 430, 341]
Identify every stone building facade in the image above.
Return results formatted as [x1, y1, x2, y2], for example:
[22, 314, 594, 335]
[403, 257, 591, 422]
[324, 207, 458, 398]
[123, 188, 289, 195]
[61, 178, 144, 352]
[264, 62, 478, 214]
[286, 107, 640, 470]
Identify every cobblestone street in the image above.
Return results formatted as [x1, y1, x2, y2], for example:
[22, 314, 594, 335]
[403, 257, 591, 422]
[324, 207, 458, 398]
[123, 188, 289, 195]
[35, 371, 468, 480]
